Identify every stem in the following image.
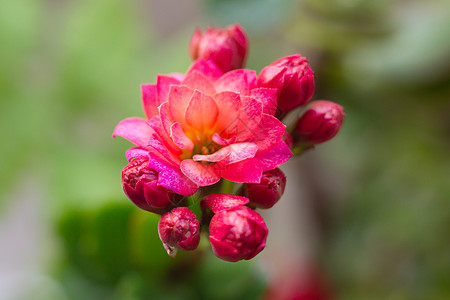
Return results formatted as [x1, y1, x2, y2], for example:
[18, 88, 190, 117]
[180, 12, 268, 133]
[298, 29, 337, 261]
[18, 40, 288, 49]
[220, 179, 235, 195]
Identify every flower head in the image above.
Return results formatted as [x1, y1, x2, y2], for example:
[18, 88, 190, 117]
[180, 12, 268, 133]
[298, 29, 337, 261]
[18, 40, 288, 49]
[295, 100, 344, 145]
[189, 24, 248, 73]
[245, 168, 286, 209]
[258, 54, 315, 118]
[121, 157, 175, 214]
[158, 207, 200, 257]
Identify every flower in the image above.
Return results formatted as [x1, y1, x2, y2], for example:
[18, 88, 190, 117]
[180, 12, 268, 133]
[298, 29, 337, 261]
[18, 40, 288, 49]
[121, 157, 175, 214]
[158, 207, 200, 257]
[189, 24, 248, 73]
[295, 100, 344, 145]
[113, 59, 292, 193]
[245, 168, 286, 209]
[203, 194, 268, 262]
[257, 54, 315, 118]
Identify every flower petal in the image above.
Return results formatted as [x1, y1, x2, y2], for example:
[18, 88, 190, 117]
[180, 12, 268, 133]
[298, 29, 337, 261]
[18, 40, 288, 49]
[201, 194, 249, 213]
[222, 142, 258, 164]
[212, 133, 236, 146]
[125, 147, 149, 161]
[186, 58, 223, 82]
[147, 116, 181, 155]
[185, 90, 219, 131]
[245, 114, 286, 153]
[249, 88, 278, 116]
[180, 159, 221, 186]
[141, 84, 158, 119]
[170, 122, 194, 150]
[182, 70, 216, 95]
[113, 117, 153, 148]
[215, 69, 257, 94]
[213, 91, 240, 137]
[256, 140, 292, 171]
[193, 147, 231, 162]
[218, 158, 262, 183]
[168, 85, 195, 131]
[157, 75, 181, 104]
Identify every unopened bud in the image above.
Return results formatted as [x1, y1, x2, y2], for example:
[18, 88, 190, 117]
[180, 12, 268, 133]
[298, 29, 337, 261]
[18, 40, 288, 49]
[189, 23, 248, 73]
[245, 168, 286, 209]
[258, 55, 315, 119]
[295, 100, 344, 145]
[158, 207, 200, 257]
[121, 157, 174, 214]
[209, 205, 268, 262]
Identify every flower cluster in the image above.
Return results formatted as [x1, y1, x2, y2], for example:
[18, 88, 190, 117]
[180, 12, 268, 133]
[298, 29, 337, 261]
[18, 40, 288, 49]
[113, 23, 344, 262]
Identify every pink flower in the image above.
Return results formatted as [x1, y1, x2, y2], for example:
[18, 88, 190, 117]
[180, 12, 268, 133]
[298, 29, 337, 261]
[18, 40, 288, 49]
[113, 59, 292, 192]
[295, 100, 344, 145]
[203, 193, 268, 262]
[189, 24, 248, 73]
[245, 168, 286, 209]
[158, 207, 200, 257]
[258, 54, 315, 118]
[121, 157, 175, 214]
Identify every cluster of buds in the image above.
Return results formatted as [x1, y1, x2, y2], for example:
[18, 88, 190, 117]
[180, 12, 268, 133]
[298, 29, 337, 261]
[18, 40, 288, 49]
[114, 23, 344, 262]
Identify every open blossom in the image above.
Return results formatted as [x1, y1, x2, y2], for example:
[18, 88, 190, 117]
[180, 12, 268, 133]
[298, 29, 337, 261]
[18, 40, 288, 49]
[203, 193, 268, 262]
[113, 59, 292, 194]
[258, 54, 315, 118]
[189, 24, 248, 73]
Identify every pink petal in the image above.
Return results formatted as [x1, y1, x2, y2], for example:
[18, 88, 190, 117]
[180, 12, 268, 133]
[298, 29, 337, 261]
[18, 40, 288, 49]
[148, 153, 198, 196]
[201, 194, 249, 213]
[249, 88, 278, 116]
[112, 117, 153, 148]
[222, 142, 258, 164]
[125, 147, 149, 161]
[147, 116, 181, 155]
[193, 147, 231, 163]
[209, 236, 239, 262]
[141, 84, 158, 119]
[168, 85, 195, 131]
[246, 114, 286, 153]
[185, 90, 219, 131]
[181, 71, 216, 95]
[170, 122, 194, 150]
[147, 135, 181, 167]
[218, 158, 262, 183]
[234, 96, 263, 141]
[157, 75, 181, 104]
[213, 91, 240, 137]
[215, 69, 257, 94]
[158, 102, 174, 137]
[187, 58, 223, 82]
[256, 140, 292, 171]
[212, 133, 236, 146]
[180, 159, 221, 186]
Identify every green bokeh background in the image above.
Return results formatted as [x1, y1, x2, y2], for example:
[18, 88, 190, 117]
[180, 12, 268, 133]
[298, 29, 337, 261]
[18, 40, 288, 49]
[1, 0, 449, 299]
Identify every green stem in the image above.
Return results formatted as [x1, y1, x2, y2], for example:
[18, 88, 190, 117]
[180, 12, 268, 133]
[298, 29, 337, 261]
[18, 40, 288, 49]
[220, 179, 235, 195]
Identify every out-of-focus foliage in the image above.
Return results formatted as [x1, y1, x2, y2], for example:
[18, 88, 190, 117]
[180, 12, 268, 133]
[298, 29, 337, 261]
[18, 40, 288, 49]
[1, 0, 449, 299]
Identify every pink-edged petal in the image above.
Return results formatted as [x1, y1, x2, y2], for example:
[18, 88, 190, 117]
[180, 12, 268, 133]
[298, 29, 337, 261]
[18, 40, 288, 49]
[147, 116, 181, 155]
[187, 58, 223, 82]
[213, 91, 240, 136]
[249, 88, 278, 116]
[234, 96, 263, 141]
[257, 66, 286, 88]
[167, 85, 195, 130]
[182, 71, 216, 95]
[222, 142, 258, 164]
[157, 75, 181, 104]
[147, 135, 181, 167]
[193, 146, 231, 163]
[168, 72, 185, 82]
[256, 140, 293, 171]
[185, 90, 219, 131]
[125, 147, 149, 161]
[209, 236, 240, 262]
[158, 102, 173, 137]
[180, 159, 221, 186]
[246, 114, 286, 153]
[147, 152, 198, 196]
[170, 122, 194, 150]
[201, 194, 249, 213]
[218, 158, 262, 183]
[215, 69, 257, 94]
[212, 133, 236, 146]
[112, 117, 153, 148]
[141, 84, 158, 119]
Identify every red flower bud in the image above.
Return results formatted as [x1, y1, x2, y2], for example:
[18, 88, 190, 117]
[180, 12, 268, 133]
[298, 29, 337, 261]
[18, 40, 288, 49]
[245, 168, 286, 209]
[121, 157, 174, 214]
[158, 207, 200, 257]
[295, 100, 344, 145]
[258, 54, 315, 118]
[209, 205, 268, 262]
[189, 23, 248, 73]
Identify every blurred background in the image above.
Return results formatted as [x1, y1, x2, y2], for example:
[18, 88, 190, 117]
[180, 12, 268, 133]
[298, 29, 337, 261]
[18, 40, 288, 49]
[1, 0, 449, 299]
